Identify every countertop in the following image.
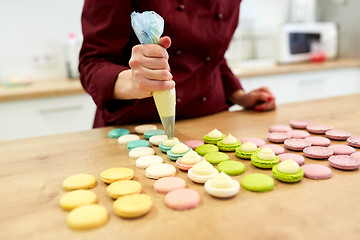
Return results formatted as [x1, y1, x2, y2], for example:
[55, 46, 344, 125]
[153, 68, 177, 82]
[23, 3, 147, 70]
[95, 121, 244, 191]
[1, 94, 360, 240]
[1, 58, 359, 102]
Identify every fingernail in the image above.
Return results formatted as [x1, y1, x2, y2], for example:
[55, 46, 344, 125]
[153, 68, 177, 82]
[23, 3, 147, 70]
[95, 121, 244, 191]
[169, 68, 171, 72]
[254, 106, 264, 111]
[267, 96, 273, 101]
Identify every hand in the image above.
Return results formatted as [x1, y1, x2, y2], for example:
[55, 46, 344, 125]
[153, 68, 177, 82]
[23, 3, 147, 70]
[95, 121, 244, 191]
[229, 87, 276, 111]
[113, 36, 175, 100]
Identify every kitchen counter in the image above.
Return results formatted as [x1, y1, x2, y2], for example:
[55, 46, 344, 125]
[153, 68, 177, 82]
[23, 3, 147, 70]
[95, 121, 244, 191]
[1, 94, 360, 240]
[1, 58, 359, 102]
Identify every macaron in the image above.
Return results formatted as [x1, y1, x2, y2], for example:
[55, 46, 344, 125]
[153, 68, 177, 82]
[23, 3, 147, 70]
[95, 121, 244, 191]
[325, 129, 351, 141]
[301, 164, 333, 180]
[67, 204, 108, 230]
[184, 140, 204, 150]
[251, 147, 280, 169]
[259, 144, 285, 155]
[240, 173, 274, 192]
[159, 137, 180, 153]
[127, 140, 150, 151]
[113, 193, 152, 218]
[278, 153, 305, 166]
[204, 172, 240, 198]
[303, 146, 333, 159]
[267, 132, 291, 143]
[175, 150, 204, 171]
[62, 174, 97, 191]
[118, 134, 140, 145]
[351, 152, 360, 160]
[108, 128, 130, 138]
[204, 151, 229, 165]
[286, 130, 310, 139]
[100, 167, 134, 184]
[106, 180, 142, 199]
[143, 129, 165, 139]
[164, 188, 201, 210]
[167, 143, 191, 161]
[328, 144, 355, 155]
[304, 136, 331, 147]
[236, 141, 258, 159]
[272, 159, 304, 183]
[195, 144, 219, 156]
[269, 124, 292, 133]
[59, 190, 98, 211]
[347, 136, 360, 148]
[149, 134, 167, 146]
[306, 124, 332, 134]
[129, 147, 155, 159]
[145, 163, 176, 179]
[284, 138, 312, 151]
[216, 160, 246, 176]
[134, 124, 157, 134]
[241, 138, 265, 147]
[328, 155, 360, 170]
[216, 134, 241, 151]
[153, 177, 186, 194]
[187, 160, 219, 183]
[289, 119, 313, 129]
[136, 155, 164, 169]
[203, 129, 225, 144]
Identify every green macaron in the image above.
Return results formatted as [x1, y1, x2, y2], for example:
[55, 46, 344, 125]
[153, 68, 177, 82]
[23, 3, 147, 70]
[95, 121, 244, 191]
[167, 148, 191, 161]
[204, 152, 229, 165]
[272, 164, 304, 183]
[143, 129, 165, 139]
[108, 128, 130, 138]
[195, 144, 219, 156]
[240, 173, 274, 192]
[235, 147, 257, 160]
[203, 134, 225, 144]
[216, 140, 242, 152]
[251, 150, 280, 169]
[217, 160, 246, 176]
[127, 140, 150, 151]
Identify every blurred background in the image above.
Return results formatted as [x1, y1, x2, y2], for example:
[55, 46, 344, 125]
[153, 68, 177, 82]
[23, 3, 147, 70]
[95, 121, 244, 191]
[0, 0, 359, 141]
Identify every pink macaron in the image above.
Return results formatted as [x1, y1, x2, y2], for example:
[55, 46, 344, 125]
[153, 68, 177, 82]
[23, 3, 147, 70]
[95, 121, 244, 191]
[286, 130, 310, 139]
[278, 153, 305, 166]
[176, 156, 206, 171]
[241, 138, 266, 147]
[346, 136, 360, 148]
[269, 124, 292, 133]
[301, 164, 333, 180]
[304, 136, 331, 147]
[164, 188, 201, 210]
[260, 144, 285, 155]
[328, 144, 356, 155]
[328, 155, 360, 170]
[303, 146, 333, 159]
[306, 124, 332, 134]
[267, 132, 291, 143]
[284, 138, 312, 151]
[350, 152, 360, 160]
[289, 119, 313, 129]
[325, 129, 351, 141]
[153, 177, 187, 194]
[184, 140, 204, 150]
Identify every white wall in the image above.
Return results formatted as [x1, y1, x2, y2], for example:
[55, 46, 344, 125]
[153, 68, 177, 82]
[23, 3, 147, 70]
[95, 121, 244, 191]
[0, 0, 84, 81]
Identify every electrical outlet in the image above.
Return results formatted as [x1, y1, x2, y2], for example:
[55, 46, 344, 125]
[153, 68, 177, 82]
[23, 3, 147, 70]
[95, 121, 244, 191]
[29, 51, 56, 68]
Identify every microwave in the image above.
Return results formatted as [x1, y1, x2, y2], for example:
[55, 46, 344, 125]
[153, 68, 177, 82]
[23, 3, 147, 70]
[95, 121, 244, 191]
[278, 22, 338, 63]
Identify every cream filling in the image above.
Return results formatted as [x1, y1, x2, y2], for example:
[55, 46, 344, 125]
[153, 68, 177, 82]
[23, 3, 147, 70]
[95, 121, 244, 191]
[278, 159, 299, 173]
[191, 160, 215, 175]
[240, 142, 257, 152]
[221, 134, 238, 145]
[207, 129, 223, 138]
[257, 147, 275, 160]
[181, 150, 201, 164]
[171, 143, 189, 154]
[211, 172, 233, 188]
[163, 137, 179, 147]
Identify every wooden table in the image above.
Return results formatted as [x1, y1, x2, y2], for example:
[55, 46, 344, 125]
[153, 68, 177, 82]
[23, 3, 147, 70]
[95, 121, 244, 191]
[1, 94, 360, 240]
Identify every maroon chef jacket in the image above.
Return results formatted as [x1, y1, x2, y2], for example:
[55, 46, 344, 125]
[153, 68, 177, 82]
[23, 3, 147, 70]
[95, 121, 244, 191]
[79, 0, 243, 128]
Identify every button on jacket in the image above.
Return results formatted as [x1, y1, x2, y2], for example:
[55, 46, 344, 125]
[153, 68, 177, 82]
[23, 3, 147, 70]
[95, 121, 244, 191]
[80, 0, 243, 127]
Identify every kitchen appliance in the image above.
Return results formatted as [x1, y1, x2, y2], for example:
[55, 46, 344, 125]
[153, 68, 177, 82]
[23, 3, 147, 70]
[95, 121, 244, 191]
[278, 22, 338, 64]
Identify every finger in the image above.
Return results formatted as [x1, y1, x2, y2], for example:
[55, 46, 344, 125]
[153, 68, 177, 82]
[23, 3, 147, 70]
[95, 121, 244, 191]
[255, 87, 275, 101]
[141, 56, 170, 70]
[134, 67, 172, 81]
[159, 36, 171, 49]
[252, 91, 272, 104]
[133, 44, 169, 59]
[254, 100, 276, 111]
[137, 78, 175, 93]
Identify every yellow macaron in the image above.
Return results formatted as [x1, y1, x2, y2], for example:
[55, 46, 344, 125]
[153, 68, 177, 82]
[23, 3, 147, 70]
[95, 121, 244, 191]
[106, 180, 142, 199]
[113, 193, 152, 218]
[62, 174, 97, 191]
[100, 167, 134, 184]
[59, 189, 98, 211]
[67, 204, 108, 230]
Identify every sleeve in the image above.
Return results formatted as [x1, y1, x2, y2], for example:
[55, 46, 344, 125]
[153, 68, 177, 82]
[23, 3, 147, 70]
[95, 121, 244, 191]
[219, 58, 243, 97]
[79, 0, 135, 111]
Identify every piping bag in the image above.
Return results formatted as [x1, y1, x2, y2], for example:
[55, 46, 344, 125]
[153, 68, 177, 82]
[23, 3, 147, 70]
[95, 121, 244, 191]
[131, 11, 176, 139]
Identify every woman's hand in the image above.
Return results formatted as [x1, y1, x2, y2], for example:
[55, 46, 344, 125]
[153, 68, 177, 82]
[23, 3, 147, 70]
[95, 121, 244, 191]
[229, 87, 276, 111]
[113, 36, 175, 100]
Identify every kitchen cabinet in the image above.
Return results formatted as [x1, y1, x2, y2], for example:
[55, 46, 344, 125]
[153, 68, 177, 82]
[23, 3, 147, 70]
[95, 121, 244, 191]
[0, 94, 96, 141]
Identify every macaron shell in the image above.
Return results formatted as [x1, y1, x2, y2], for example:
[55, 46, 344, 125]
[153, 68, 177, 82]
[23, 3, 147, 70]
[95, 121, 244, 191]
[187, 167, 219, 184]
[286, 130, 310, 139]
[259, 144, 285, 155]
[347, 136, 360, 148]
[195, 144, 219, 156]
[304, 136, 331, 147]
[59, 190, 98, 211]
[118, 134, 140, 145]
[100, 167, 134, 184]
[269, 124, 292, 133]
[145, 163, 176, 179]
[67, 204, 108, 230]
[216, 141, 241, 152]
[108, 128, 130, 138]
[62, 174, 97, 191]
[113, 193, 152, 218]
[136, 155, 164, 169]
[164, 188, 201, 210]
[106, 180, 142, 199]
[351, 152, 360, 160]
[240, 173, 274, 192]
[134, 124, 157, 134]
[272, 165, 304, 183]
[184, 140, 204, 150]
[267, 132, 291, 143]
[328, 144, 356, 155]
[153, 177, 186, 194]
[284, 138, 312, 151]
[241, 138, 266, 147]
[278, 153, 305, 166]
[289, 120, 313, 129]
[216, 160, 246, 176]
[149, 135, 167, 146]
[127, 140, 150, 151]
[204, 179, 240, 198]
[251, 153, 280, 169]
[129, 147, 155, 159]
[303, 146, 333, 159]
[325, 129, 351, 140]
[306, 125, 332, 134]
[301, 164, 333, 180]
[328, 155, 360, 170]
[204, 151, 229, 165]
